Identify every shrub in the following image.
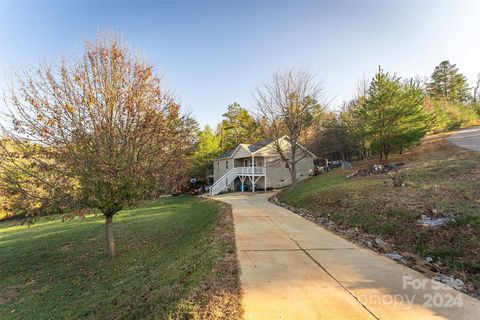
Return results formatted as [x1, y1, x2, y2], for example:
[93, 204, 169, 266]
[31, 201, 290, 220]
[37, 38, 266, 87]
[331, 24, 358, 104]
[425, 98, 478, 133]
[387, 171, 407, 187]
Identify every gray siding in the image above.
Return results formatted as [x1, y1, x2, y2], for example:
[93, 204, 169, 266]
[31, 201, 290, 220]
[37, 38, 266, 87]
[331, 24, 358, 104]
[213, 159, 232, 182]
[213, 138, 315, 189]
[264, 154, 314, 188]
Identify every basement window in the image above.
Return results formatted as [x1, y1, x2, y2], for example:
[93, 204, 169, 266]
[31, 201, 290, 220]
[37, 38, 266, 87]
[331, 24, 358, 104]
[226, 160, 229, 170]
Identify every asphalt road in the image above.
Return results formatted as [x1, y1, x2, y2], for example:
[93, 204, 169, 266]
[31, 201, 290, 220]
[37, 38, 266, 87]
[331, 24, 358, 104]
[448, 126, 480, 152]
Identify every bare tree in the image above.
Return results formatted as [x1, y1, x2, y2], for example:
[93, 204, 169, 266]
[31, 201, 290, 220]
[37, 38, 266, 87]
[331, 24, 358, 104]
[2, 33, 193, 257]
[354, 74, 370, 101]
[473, 74, 480, 103]
[254, 68, 323, 187]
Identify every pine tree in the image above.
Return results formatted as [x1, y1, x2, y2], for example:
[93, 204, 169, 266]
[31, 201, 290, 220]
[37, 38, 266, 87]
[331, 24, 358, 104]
[217, 103, 261, 151]
[359, 68, 430, 160]
[427, 61, 470, 103]
[193, 126, 221, 179]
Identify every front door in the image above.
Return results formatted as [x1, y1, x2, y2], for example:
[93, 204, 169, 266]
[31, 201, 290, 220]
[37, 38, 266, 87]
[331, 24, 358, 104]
[244, 158, 259, 167]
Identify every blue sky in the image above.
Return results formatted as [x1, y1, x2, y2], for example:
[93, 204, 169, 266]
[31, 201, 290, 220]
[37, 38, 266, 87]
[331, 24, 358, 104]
[1, 1, 479, 128]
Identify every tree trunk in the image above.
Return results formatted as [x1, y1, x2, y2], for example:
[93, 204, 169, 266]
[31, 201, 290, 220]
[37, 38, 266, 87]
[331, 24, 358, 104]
[105, 215, 115, 258]
[291, 164, 297, 188]
[290, 142, 297, 188]
[359, 143, 365, 160]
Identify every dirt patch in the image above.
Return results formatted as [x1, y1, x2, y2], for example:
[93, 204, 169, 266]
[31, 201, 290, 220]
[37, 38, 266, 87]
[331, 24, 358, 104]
[347, 163, 404, 179]
[0, 280, 35, 305]
[0, 288, 20, 305]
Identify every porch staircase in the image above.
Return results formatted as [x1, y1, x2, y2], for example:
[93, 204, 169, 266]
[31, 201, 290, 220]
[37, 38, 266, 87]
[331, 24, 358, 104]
[208, 167, 266, 196]
[208, 168, 237, 196]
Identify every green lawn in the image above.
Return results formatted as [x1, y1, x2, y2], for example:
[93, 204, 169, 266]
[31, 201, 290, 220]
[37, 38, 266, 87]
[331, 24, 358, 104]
[278, 136, 480, 286]
[0, 196, 239, 319]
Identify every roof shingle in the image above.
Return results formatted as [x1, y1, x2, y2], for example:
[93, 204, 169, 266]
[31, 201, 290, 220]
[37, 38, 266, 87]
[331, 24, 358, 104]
[215, 147, 237, 160]
[247, 137, 276, 153]
[214, 137, 276, 160]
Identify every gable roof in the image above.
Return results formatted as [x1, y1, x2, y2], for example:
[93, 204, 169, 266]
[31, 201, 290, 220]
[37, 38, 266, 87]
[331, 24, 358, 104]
[214, 138, 274, 160]
[214, 143, 251, 160]
[215, 147, 237, 160]
[247, 137, 275, 153]
[214, 136, 316, 160]
[277, 136, 317, 158]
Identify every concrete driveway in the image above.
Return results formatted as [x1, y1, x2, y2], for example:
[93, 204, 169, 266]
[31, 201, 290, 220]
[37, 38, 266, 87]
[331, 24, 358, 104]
[448, 126, 480, 152]
[214, 192, 480, 320]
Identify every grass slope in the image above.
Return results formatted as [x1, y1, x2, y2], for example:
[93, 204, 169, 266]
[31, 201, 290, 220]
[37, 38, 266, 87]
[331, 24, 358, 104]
[279, 135, 480, 286]
[0, 196, 240, 319]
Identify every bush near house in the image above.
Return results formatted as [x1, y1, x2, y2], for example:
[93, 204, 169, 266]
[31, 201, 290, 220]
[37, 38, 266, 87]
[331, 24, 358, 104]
[279, 134, 480, 289]
[0, 196, 241, 320]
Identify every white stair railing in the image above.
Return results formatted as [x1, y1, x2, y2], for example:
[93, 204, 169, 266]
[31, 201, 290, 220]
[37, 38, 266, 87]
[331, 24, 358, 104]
[208, 166, 267, 196]
[209, 168, 237, 195]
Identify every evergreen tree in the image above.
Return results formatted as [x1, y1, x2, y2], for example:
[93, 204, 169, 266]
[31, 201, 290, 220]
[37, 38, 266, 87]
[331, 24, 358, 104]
[217, 103, 261, 151]
[427, 61, 470, 103]
[193, 126, 221, 179]
[424, 63, 478, 132]
[359, 69, 430, 160]
[394, 80, 431, 153]
[315, 107, 359, 161]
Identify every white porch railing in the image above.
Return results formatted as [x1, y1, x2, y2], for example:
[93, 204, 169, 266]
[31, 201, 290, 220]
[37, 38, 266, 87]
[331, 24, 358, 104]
[209, 166, 266, 196]
[209, 168, 237, 196]
[234, 167, 266, 175]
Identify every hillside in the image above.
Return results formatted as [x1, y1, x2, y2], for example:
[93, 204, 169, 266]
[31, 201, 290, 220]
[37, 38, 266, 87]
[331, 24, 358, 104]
[0, 196, 241, 319]
[278, 132, 480, 296]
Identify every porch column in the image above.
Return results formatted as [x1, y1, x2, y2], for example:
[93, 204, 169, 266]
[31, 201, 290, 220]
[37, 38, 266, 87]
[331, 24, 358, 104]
[264, 156, 267, 191]
[251, 154, 255, 193]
